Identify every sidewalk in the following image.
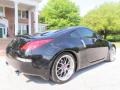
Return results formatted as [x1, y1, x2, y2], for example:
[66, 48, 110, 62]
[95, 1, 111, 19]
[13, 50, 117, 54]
[0, 38, 13, 56]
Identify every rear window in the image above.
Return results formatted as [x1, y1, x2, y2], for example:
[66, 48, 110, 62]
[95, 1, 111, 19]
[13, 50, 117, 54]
[32, 28, 72, 38]
[40, 31, 57, 36]
[32, 31, 57, 38]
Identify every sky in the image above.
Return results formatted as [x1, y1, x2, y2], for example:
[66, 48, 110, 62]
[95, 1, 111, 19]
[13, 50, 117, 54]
[39, 0, 120, 16]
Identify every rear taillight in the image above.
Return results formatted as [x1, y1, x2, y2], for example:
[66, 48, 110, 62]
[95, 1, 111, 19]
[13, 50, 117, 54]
[20, 38, 53, 51]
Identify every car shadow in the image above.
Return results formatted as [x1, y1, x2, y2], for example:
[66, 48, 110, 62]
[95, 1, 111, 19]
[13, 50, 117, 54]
[25, 61, 108, 85]
[71, 61, 107, 80]
[24, 75, 55, 85]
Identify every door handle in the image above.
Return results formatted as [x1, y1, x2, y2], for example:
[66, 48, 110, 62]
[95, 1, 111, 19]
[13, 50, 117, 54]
[81, 40, 86, 48]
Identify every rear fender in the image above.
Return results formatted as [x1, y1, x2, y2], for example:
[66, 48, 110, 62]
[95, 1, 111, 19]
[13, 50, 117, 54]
[49, 49, 79, 76]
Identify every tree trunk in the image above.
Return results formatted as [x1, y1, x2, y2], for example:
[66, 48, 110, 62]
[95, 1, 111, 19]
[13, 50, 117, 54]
[104, 30, 107, 39]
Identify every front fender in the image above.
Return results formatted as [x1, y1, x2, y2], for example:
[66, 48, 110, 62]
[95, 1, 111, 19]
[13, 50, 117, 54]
[107, 42, 116, 50]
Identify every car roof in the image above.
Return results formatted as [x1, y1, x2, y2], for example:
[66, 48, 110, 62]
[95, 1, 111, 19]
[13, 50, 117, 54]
[47, 26, 86, 33]
[32, 26, 87, 38]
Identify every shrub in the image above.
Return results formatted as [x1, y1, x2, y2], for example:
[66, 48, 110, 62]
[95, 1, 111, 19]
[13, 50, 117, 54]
[106, 35, 120, 42]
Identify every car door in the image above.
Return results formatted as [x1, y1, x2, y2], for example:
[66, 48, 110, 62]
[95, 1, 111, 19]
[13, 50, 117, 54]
[69, 29, 88, 68]
[78, 28, 108, 63]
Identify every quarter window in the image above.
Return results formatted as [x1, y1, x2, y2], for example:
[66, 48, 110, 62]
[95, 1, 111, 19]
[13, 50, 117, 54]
[70, 30, 81, 38]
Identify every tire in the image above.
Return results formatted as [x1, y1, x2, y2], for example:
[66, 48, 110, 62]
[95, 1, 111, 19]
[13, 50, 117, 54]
[51, 53, 75, 84]
[108, 46, 116, 62]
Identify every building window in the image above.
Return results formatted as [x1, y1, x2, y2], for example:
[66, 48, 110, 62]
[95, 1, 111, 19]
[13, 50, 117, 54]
[0, 6, 5, 17]
[18, 24, 29, 35]
[18, 10, 21, 19]
[18, 10, 28, 19]
[22, 11, 28, 19]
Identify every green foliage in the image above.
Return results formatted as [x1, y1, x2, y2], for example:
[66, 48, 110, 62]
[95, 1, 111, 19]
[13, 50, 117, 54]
[107, 35, 120, 42]
[39, 0, 80, 29]
[80, 2, 120, 39]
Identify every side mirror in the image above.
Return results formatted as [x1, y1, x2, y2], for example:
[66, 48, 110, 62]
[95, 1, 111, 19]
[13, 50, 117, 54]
[97, 35, 103, 40]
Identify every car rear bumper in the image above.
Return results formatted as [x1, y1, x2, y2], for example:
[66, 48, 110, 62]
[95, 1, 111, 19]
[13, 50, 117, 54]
[6, 54, 50, 80]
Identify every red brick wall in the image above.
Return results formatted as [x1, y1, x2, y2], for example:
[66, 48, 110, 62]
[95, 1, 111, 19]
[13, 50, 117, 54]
[5, 7, 15, 37]
[5, 7, 35, 37]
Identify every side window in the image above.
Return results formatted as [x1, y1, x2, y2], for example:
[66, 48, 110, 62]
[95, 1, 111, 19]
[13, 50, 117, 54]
[79, 28, 96, 38]
[69, 28, 97, 39]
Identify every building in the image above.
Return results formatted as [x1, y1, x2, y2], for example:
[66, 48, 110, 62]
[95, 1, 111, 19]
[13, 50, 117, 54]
[0, 0, 41, 38]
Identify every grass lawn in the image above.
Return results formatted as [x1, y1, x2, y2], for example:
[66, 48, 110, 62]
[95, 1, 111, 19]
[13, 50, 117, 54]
[112, 42, 120, 48]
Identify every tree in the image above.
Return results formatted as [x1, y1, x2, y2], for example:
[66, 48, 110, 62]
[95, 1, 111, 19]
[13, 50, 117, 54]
[80, 2, 120, 39]
[39, 0, 80, 30]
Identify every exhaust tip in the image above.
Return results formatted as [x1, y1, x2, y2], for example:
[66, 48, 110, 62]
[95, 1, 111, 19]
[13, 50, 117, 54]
[15, 70, 21, 76]
[5, 61, 9, 66]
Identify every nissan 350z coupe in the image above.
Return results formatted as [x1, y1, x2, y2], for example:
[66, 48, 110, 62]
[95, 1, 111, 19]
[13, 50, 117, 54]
[6, 26, 116, 83]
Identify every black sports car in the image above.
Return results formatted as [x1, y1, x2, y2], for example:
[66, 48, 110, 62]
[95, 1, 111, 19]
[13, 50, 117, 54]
[6, 26, 116, 83]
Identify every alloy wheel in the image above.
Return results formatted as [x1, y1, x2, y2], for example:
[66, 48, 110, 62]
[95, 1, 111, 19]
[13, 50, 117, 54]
[110, 47, 116, 61]
[55, 55, 75, 81]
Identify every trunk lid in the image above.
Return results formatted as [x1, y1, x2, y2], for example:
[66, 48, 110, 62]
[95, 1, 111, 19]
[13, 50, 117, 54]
[7, 33, 54, 50]
[7, 35, 35, 57]
[8, 35, 33, 50]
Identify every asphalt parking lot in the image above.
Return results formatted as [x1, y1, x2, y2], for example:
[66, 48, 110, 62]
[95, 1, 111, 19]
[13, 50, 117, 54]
[0, 48, 120, 90]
